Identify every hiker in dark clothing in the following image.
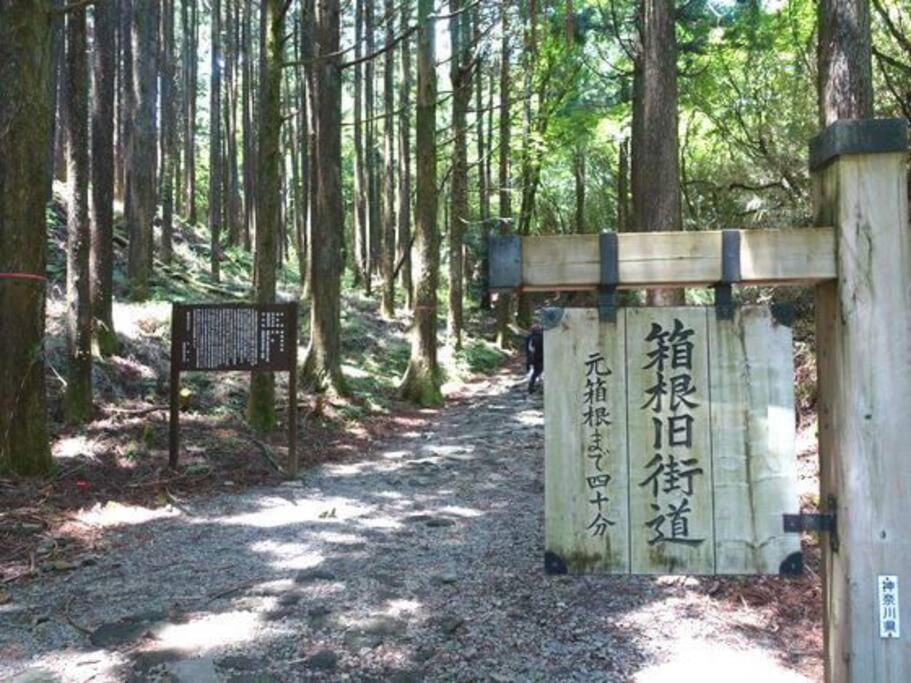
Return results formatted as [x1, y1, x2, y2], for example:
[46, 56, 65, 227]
[525, 325, 544, 393]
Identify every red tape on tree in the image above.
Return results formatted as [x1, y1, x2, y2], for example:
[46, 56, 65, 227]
[0, 273, 48, 283]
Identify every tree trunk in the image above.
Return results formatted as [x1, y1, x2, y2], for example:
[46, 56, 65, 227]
[91, 0, 118, 356]
[241, 0, 255, 248]
[399, 0, 441, 406]
[119, 0, 134, 208]
[365, 0, 379, 290]
[225, 0, 242, 246]
[246, 0, 284, 429]
[397, 0, 414, 308]
[183, 0, 197, 223]
[574, 146, 585, 233]
[494, 4, 512, 349]
[817, 0, 873, 126]
[380, 0, 397, 317]
[353, 0, 368, 289]
[126, 0, 158, 300]
[160, 0, 177, 266]
[64, 5, 92, 423]
[617, 135, 629, 232]
[47, 0, 64, 203]
[301, 0, 346, 394]
[475, 8, 491, 311]
[447, 0, 470, 349]
[639, 0, 683, 306]
[0, 0, 53, 475]
[209, 0, 223, 281]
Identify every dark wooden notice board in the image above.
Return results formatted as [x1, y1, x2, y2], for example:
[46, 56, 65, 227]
[169, 302, 299, 475]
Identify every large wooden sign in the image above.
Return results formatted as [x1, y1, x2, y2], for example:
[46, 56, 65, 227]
[544, 306, 800, 575]
[169, 302, 299, 475]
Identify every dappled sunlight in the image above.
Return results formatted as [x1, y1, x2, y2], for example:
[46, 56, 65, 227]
[248, 540, 325, 571]
[53, 434, 96, 460]
[513, 409, 544, 427]
[435, 505, 483, 519]
[205, 495, 370, 528]
[110, 301, 170, 342]
[152, 610, 262, 653]
[632, 638, 810, 683]
[77, 500, 180, 528]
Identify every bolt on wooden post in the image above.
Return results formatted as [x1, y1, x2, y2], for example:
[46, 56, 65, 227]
[811, 119, 910, 683]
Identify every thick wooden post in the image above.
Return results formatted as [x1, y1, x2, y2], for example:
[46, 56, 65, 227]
[812, 118, 910, 682]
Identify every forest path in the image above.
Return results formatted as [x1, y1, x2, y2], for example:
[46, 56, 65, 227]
[2, 363, 815, 682]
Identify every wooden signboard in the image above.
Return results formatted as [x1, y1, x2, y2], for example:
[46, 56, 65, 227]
[169, 302, 299, 476]
[544, 306, 800, 575]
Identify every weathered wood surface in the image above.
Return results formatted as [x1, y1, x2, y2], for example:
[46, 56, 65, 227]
[708, 307, 800, 574]
[501, 228, 836, 291]
[544, 306, 799, 576]
[544, 308, 629, 573]
[814, 149, 911, 682]
[626, 307, 714, 574]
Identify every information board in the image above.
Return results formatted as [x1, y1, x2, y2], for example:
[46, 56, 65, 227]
[169, 302, 299, 476]
[543, 306, 800, 576]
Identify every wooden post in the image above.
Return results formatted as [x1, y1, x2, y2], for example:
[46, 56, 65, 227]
[812, 118, 910, 682]
[168, 303, 181, 468]
[287, 301, 299, 479]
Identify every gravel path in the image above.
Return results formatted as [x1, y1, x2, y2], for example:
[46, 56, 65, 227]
[1, 367, 815, 682]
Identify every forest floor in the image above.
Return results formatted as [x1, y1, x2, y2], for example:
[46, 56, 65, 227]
[1, 359, 823, 682]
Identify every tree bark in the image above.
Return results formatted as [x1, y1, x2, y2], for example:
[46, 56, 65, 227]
[209, 0, 223, 281]
[399, 0, 441, 406]
[397, 0, 414, 308]
[160, 0, 177, 265]
[494, 3, 512, 348]
[91, 0, 118, 356]
[380, 0, 397, 317]
[817, 0, 874, 126]
[365, 0, 379, 289]
[47, 0, 64, 203]
[573, 146, 585, 233]
[247, 0, 284, 429]
[353, 0, 368, 289]
[639, 0, 683, 306]
[0, 0, 53, 475]
[475, 7, 491, 311]
[64, 5, 92, 423]
[182, 0, 198, 224]
[126, 0, 158, 300]
[241, 0, 255, 248]
[301, 0, 347, 394]
[447, 0, 471, 349]
[617, 135, 629, 232]
[225, 0, 243, 246]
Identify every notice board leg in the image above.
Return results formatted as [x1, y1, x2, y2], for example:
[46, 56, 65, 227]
[287, 303, 299, 479]
[169, 305, 181, 469]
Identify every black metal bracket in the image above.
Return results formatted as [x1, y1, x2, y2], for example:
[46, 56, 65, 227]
[714, 230, 741, 321]
[598, 232, 619, 323]
[783, 495, 838, 553]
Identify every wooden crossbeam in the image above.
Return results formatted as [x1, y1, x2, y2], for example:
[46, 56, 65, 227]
[489, 227, 836, 291]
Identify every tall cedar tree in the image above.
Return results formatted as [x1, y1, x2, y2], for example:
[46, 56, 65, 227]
[302, 0, 347, 393]
[126, 0, 159, 299]
[247, 0, 285, 429]
[399, 0, 442, 406]
[397, 0, 414, 307]
[64, 5, 93, 422]
[447, 0, 471, 349]
[818, 0, 874, 125]
[353, 0, 368, 288]
[242, 0, 255, 248]
[160, 0, 178, 264]
[365, 0, 379, 288]
[209, 0, 223, 281]
[91, 0, 118, 356]
[0, 0, 53, 475]
[494, 3, 512, 349]
[475, 5, 491, 311]
[639, 0, 684, 306]
[183, 0, 198, 224]
[380, 0, 397, 317]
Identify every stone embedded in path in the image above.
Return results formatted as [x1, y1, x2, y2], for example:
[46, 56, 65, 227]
[294, 567, 338, 584]
[89, 611, 168, 648]
[167, 657, 219, 683]
[9, 669, 60, 683]
[304, 650, 339, 671]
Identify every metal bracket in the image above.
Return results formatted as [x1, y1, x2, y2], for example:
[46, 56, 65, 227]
[488, 234, 522, 292]
[783, 495, 838, 552]
[714, 230, 741, 321]
[598, 232, 619, 323]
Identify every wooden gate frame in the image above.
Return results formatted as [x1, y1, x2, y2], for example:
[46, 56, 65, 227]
[489, 118, 910, 683]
